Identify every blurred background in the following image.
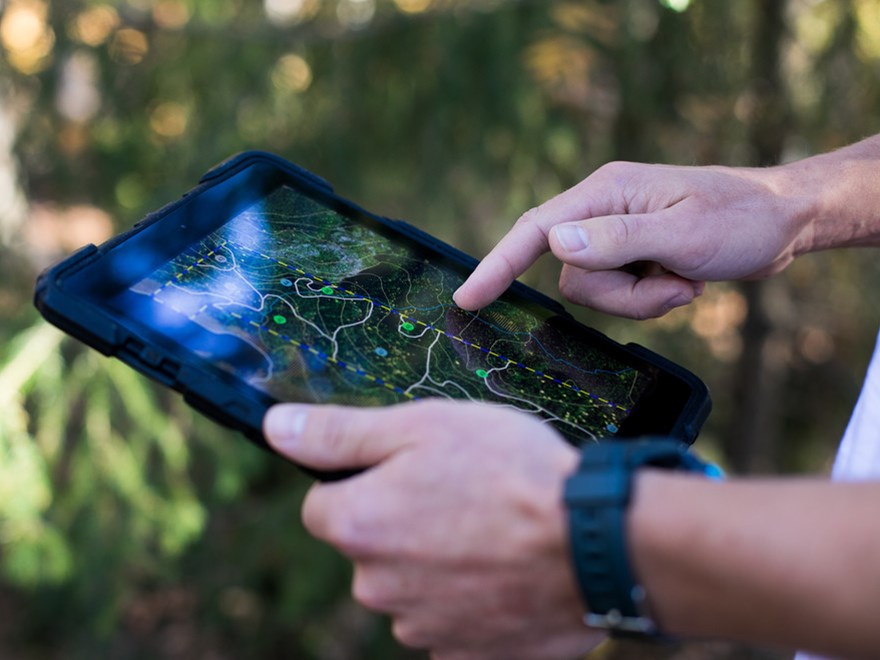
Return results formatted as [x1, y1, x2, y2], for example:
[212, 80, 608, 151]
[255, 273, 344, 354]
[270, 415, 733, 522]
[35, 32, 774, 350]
[1, 0, 880, 658]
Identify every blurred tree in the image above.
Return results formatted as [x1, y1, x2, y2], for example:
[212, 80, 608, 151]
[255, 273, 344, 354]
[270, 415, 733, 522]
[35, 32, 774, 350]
[2, 0, 880, 658]
[726, 0, 791, 474]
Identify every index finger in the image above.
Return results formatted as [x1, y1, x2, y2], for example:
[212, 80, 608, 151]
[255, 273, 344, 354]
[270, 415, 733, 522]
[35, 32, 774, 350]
[453, 208, 549, 310]
[453, 178, 614, 311]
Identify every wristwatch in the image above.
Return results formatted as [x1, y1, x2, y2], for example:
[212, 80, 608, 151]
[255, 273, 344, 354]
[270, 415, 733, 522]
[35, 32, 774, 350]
[563, 439, 723, 638]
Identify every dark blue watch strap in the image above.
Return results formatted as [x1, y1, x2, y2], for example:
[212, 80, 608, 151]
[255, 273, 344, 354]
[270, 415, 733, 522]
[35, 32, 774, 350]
[565, 448, 641, 623]
[564, 439, 723, 637]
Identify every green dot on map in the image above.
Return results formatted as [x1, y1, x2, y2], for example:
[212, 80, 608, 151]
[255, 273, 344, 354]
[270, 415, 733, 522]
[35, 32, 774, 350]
[401, 322, 415, 332]
[321, 286, 334, 295]
[476, 369, 489, 379]
[273, 315, 287, 324]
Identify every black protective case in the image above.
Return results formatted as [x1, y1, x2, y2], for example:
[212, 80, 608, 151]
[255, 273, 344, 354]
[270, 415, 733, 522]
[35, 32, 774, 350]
[34, 152, 711, 462]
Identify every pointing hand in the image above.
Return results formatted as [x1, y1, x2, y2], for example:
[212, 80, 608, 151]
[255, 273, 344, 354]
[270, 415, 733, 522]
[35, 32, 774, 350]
[454, 162, 810, 319]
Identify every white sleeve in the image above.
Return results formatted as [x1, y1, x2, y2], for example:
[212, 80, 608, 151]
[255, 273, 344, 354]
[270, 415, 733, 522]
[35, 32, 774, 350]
[831, 329, 880, 481]
[795, 330, 880, 660]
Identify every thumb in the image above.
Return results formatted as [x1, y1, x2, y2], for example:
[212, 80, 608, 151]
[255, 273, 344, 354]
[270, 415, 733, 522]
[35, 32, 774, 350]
[263, 403, 415, 471]
[549, 212, 675, 272]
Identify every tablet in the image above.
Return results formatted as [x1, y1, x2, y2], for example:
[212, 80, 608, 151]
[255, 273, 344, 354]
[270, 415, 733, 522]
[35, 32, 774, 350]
[34, 152, 710, 467]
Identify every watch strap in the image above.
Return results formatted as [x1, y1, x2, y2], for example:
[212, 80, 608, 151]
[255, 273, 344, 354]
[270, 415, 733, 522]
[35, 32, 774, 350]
[564, 439, 722, 637]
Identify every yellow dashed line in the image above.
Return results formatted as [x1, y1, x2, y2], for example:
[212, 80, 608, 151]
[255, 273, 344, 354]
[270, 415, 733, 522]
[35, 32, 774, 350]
[220, 306, 416, 398]
[163, 238, 626, 412]
[159, 241, 227, 292]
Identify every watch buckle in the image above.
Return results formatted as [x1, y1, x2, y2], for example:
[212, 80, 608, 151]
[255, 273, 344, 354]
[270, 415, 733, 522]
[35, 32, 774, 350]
[584, 609, 657, 635]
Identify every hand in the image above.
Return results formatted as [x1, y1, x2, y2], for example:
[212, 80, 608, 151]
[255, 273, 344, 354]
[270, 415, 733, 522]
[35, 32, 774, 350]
[263, 400, 604, 660]
[454, 161, 811, 319]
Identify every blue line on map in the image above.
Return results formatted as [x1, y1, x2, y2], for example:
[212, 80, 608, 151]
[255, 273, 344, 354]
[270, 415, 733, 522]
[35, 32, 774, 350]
[225, 238, 632, 412]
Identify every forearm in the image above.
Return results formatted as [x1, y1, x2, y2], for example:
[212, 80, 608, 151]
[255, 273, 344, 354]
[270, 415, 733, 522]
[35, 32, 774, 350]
[776, 133, 880, 255]
[628, 471, 880, 658]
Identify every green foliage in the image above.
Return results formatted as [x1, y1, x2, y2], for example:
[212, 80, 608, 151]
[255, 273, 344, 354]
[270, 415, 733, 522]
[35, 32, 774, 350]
[0, 323, 70, 586]
[2, 0, 880, 657]
[0, 323, 208, 585]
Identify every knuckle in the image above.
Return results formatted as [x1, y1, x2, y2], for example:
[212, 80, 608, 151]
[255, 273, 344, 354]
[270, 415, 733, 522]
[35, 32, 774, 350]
[514, 206, 541, 227]
[623, 284, 673, 322]
[300, 487, 326, 536]
[628, 305, 654, 321]
[392, 619, 430, 650]
[594, 160, 635, 182]
[558, 270, 583, 305]
[608, 215, 637, 250]
[302, 488, 374, 556]
[402, 399, 462, 433]
[678, 241, 717, 275]
[558, 265, 604, 309]
[327, 511, 375, 557]
[308, 406, 376, 467]
[351, 571, 387, 611]
[304, 407, 346, 461]
[495, 250, 522, 288]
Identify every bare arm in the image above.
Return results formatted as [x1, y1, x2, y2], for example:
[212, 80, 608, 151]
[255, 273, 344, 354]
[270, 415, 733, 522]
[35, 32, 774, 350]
[631, 472, 880, 659]
[782, 135, 880, 253]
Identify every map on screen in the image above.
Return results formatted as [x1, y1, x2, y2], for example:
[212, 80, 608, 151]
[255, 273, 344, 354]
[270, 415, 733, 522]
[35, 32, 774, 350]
[122, 185, 650, 443]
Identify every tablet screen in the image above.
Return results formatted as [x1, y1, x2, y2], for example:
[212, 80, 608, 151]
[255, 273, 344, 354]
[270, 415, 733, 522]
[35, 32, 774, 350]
[109, 184, 653, 444]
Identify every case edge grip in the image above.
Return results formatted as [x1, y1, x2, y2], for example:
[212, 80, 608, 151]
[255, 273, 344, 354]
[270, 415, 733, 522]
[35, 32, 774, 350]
[625, 342, 712, 445]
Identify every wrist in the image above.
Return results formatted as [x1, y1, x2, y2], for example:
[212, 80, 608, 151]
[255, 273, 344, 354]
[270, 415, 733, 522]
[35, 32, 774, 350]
[626, 469, 706, 637]
[774, 137, 880, 255]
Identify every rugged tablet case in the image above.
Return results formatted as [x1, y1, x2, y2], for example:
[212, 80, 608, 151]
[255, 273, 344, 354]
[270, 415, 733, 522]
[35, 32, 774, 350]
[34, 152, 712, 466]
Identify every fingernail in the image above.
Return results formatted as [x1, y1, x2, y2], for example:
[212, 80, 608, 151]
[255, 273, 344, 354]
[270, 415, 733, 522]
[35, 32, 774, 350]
[554, 224, 588, 253]
[662, 292, 692, 313]
[264, 404, 309, 452]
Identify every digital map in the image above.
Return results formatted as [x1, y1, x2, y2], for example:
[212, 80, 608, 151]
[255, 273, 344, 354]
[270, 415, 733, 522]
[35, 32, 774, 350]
[129, 186, 650, 443]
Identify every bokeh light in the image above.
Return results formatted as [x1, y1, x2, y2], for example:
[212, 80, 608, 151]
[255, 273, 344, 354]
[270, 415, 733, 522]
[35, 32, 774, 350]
[1, 0, 55, 74]
[272, 53, 313, 93]
[109, 28, 150, 65]
[70, 4, 120, 47]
